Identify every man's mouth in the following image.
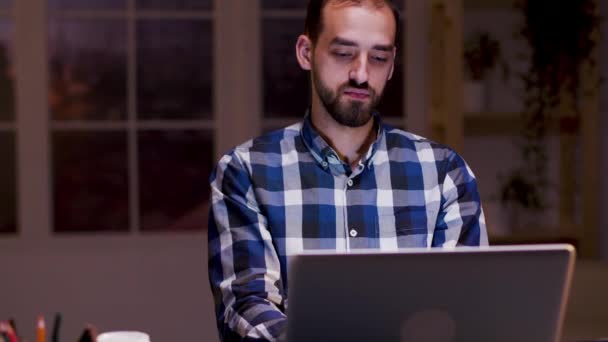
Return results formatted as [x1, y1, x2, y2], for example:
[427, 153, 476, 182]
[343, 89, 370, 100]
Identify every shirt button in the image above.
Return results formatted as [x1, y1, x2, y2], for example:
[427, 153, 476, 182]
[322, 161, 328, 168]
[349, 229, 358, 237]
[347, 179, 354, 187]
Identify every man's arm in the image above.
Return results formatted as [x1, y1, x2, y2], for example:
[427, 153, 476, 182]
[208, 151, 287, 341]
[433, 150, 489, 247]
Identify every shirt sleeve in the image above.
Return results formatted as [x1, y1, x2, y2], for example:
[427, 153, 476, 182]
[433, 150, 489, 247]
[208, 150, 287, 341]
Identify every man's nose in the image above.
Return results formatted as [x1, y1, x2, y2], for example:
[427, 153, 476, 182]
[349, 55, 369, 86]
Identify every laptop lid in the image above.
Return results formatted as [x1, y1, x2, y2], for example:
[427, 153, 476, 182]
[286, 244, 575, 342]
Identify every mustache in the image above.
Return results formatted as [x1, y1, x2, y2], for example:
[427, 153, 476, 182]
[338, 80, 374, 96]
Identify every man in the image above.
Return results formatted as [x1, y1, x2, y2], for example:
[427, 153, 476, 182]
[208, 0, 488, 341]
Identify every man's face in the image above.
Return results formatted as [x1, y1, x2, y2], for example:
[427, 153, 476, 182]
[310, 2, 396, 127]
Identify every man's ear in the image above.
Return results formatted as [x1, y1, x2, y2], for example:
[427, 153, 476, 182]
[296, 34, 313, 71]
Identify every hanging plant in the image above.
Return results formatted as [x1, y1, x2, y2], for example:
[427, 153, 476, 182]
[500, 0, 602, 211]
[463, 31, 508, 81]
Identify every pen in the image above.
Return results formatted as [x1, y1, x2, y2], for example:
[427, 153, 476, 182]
[36, 316, 45, 342]
[77, 327, 93, 342]
[51, 313, 61, 342]
[8, 319, 17, 338]
[0, 321, 18, 342]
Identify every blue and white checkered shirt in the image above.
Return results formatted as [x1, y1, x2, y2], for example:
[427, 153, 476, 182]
[208, 113, 488, 341]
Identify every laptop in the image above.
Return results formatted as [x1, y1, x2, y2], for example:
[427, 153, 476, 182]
[286, 244, 575, 342]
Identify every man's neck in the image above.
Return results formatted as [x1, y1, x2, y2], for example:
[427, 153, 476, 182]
[310, 104, 377, 169]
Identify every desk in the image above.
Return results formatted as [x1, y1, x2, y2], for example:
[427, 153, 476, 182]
[562, 261, 608, 342]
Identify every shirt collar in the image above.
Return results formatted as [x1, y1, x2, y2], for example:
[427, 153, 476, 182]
[300, 109, 385, 175]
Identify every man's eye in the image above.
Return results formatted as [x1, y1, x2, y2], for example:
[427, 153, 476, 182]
[371, 55, 389, 63]
[332, 51, 354, 58]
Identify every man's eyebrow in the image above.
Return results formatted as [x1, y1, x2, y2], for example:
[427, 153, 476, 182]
[372, 44, 394, 52]
[329, 37, 358, 47]
[329, 37, 394, 51]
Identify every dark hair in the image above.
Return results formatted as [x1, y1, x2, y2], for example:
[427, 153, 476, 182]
[304, 0, 402, 45]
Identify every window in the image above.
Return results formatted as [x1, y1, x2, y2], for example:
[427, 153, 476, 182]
[5, 0, 415, 238]
[0, 0, 15, 234]
[48, 0, 213, 232]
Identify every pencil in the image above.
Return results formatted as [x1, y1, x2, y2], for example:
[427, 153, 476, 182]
[37, 315, 45, 342]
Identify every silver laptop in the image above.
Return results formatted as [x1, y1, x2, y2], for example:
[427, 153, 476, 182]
[286, 244, 575, 342]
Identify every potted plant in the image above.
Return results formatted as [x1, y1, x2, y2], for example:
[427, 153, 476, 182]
[462, 31, 507, 113]
[499, 0, 601, 231]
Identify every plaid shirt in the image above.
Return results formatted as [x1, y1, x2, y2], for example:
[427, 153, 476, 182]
[208, 113, 488, 341]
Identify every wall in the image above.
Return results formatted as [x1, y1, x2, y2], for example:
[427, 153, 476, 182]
[1, 236, 219, 341]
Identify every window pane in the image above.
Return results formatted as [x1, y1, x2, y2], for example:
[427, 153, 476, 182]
[48, 0, 126, 10]
[52, 131, 129, 232]
[48, 19, 127, 121]
[376, 34, 404, 118]
[136, 0, 212, 10]
[0, 19, 13, 122]
[138, 130, 212, 231]
[137, 20, 213, 120]
[0, 132, 16, 233]
[262, 19, 310, 118]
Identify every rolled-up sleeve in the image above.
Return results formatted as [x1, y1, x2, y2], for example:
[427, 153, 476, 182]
[208, 150, 287, 341]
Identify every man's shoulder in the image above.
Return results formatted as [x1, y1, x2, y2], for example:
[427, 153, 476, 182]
[381, 124, 475, 180]
[383, 124, 456, 160]
[225, 121, 303, 160]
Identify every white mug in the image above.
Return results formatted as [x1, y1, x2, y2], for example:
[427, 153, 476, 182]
[97, 331, 151, 342]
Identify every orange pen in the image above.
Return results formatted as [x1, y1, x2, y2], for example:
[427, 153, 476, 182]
[37, 315, 46, 342]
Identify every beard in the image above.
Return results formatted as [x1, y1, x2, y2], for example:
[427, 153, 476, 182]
[312, 68, 383, 128]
